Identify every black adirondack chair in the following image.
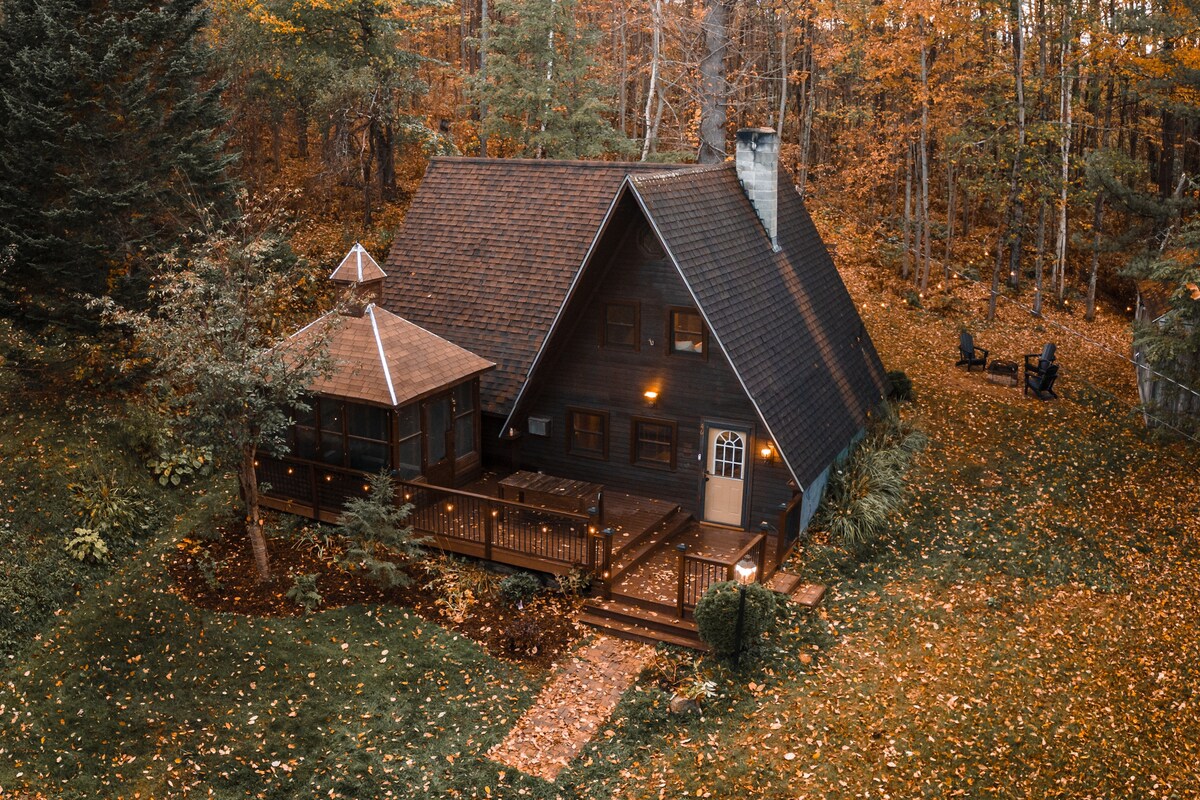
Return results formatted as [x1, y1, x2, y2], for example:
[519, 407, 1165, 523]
[1023, 343, 1056, 376]
[1024, 362, 1059, 400]
[956, 331, 988, 371]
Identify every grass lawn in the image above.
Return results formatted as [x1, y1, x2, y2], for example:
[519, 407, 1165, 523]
[0, 545, 550, 799]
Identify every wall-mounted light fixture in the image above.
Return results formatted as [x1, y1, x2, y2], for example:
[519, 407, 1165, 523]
[643, 389, 659, 407]
[759, 440, 777, 464]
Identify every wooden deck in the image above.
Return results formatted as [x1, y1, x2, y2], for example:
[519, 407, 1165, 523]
[259, 458, 816, 649]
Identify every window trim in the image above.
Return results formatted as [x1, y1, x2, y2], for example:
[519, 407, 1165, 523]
[667, 306, 708, 358]
[601, 300, 640, 351]
[630, 416, 677, 471]
[566, 406, 610, 460]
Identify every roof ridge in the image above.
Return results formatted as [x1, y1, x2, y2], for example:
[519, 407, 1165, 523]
[631, 162, 735, 185]
[429, 155, 697, 170]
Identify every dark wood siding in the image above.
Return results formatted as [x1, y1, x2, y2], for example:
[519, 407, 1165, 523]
[513, 199, 795, 529]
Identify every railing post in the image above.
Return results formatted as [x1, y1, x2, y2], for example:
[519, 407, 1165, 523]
[310, 464, 320, 520]
[757, 535, 767, 581]
[675, 543, 688, 619]
[484, 500, 494, 561]
[586, 504, 601, 572]
[601, 527, 615, 600]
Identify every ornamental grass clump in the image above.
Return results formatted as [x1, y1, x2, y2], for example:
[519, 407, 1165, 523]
[818, 403, 927, 555]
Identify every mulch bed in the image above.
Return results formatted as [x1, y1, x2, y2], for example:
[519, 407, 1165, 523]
[168, 524, 585, 670]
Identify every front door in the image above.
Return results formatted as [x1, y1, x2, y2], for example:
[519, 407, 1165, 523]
[702, 425, 748, 527]
[423, 394, 454, 486]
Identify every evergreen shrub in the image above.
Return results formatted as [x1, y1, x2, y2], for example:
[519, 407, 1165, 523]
[498, 572, 541, 608]
[693, 580, 777, 661]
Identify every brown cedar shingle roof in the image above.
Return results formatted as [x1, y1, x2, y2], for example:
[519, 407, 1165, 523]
[381, 157, 690, 414]
[330, 243, 387, 284]
[282, 305, 493, 408]
[629, 165, 887, 488]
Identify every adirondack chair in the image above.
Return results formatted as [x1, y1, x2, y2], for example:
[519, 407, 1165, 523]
[1023, 343, 1056, 378]
[1024, 362, 1059, 400]
[956, 330, 989, 371]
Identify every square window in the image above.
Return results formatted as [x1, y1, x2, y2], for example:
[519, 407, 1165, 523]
[632, 418, 676, 469]
[670, 309, 705, 355]
[568, 408, 608, 459]
[603, 302, 639, 349]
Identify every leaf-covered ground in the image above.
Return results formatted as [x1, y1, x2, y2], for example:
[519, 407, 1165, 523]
[594, 263, 1200, 797]
[2, 256, 1199, 799]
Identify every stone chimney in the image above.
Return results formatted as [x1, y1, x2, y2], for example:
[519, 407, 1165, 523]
[735, 127, 779, 251]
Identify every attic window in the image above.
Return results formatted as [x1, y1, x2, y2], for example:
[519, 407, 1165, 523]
[603, 302, 639, 350]
[669, 308, 706, 356]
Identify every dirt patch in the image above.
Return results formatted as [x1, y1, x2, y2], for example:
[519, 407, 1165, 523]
[169, 525, 585, 670]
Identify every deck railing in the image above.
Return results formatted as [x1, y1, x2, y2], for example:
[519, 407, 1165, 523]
[257, 455, 611, 584]
[674, 532, 768, 617]
[777, 492, 804, 563]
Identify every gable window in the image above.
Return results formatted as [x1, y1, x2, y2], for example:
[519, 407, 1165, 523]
[603, 302, 639, 349]
[669, 308, 706, 355]
[567, 408, 609, 459]
[632, 418, 676, 469]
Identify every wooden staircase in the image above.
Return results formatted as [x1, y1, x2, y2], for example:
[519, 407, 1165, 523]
[580, 598, 706, 650]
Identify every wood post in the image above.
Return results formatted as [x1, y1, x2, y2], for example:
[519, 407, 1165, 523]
[601, 528, 615, 600]
[676, 543, 688, 618]
[484, 500, 494, 561]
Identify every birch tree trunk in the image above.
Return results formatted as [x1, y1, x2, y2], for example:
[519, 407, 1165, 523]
[479, 0, 489, 157]
[944, 157, 955, 281]
[641, 0, 662, 161]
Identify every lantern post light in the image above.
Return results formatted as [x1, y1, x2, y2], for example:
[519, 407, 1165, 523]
[733, 555, 758, 668]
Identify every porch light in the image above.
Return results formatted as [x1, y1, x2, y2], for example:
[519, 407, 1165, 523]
[643, 389, 659, 407]
[759, 441, 776, 463]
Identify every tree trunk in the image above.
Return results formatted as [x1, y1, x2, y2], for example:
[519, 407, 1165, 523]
[797, 17, 815, 196]
[479, 0, 489, 157]
[1006, 0, 1027, 290]
[698, 0, 733, 163]
[989, 232, 1004, 321]
[296, 106, 309, 159]
[1034, 200, 1047, 316]
[944, 157, 955, 281]
[239, 444, 270, 582]
[1054, 1, 1072, 310]
[776, 6, 788, 136]
[641, 0, 662, 161]
[917, 32, 932, 294]
[902, 141, 913, 281]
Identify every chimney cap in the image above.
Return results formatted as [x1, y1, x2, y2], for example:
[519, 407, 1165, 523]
[737, 127, 777, 136]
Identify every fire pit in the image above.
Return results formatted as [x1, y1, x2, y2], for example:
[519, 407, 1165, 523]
[986, 359, 1019, 387]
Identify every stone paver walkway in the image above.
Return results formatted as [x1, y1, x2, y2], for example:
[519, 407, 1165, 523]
[486, 636, 654, 781]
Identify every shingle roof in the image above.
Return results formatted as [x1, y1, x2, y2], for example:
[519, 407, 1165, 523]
[330, 243, 387, 284]
[281, 305, 494, 408]
[629, 165, 887, 487]
[381, 157, 691, 414]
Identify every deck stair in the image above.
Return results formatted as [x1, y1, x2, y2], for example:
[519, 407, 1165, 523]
[610, 507, 693, 581]
[766, 570, 804, 595]
[580, 598, 706, 650]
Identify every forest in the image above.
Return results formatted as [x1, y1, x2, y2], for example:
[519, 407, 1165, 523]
[1, 0, 1198, 365]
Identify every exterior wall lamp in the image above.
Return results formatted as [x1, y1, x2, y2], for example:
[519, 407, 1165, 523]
[643, 390, 659, 407]
[759, 440, 777, 463]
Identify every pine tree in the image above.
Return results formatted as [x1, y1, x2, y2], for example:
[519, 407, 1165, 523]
[471, 0, 629, 159]
[0, 0, 232, 330]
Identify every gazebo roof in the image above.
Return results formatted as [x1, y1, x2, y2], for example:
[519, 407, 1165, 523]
[283, 305, 494, 408]
[330, 243, 387, 284]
